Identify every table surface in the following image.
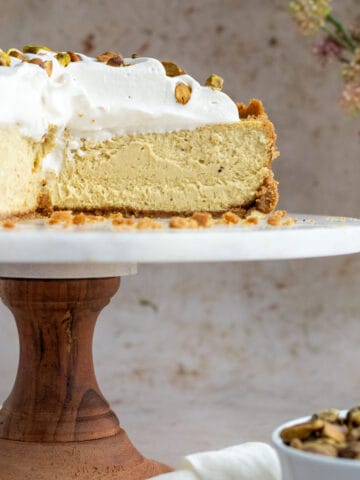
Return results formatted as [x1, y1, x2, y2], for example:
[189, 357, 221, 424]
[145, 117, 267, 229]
[0, 214, 359, 278]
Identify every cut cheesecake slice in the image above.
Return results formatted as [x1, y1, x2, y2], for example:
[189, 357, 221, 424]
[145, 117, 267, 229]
[0, 47, 279, 219]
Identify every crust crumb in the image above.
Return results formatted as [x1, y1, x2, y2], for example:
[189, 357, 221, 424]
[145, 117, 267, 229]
[136, 217, 163, 230]
[222, 211, 241, 225]
[267, 210, 297, 227]
[169, 217, 198, 229]
[1, 219, 17, 229]
[72, 213, 87, 225]
[37, 192, 53, 216]
[73, 213, 105, 224]
[267, 210, 287, 226]
[243, 216, 259, 225]
[282, 217, 297, 227]
[48, 210, 73, 226]
[255, 173, 279, 213]
[237, 99, 265, 119]
[191, 212, 214, 227]
[112, 215, 135, 227]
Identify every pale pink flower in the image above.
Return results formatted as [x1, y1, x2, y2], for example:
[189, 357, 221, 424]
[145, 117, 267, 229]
[340, 82, 360, 115]
[313, 36, 343, 65]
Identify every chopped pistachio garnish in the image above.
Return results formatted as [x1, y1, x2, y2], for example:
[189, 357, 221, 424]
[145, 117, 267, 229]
[205, 73, 224, 91]
[161, 61, 185, 77]
[175, 82, 192, 104]
[23, 45, 52, 54]
[97, 51, 119, 62]
[0, 49, 11, 66]
[7, 48, 24, 60]
[43, 60, 53, 77]
[27, 57, 52, 76]
[107, 54, 124, 67]
[28, 58, 45, 68]
[55, 52, 71, 67]
[281, 407, 360, 460]
[68, 51, 82, 62]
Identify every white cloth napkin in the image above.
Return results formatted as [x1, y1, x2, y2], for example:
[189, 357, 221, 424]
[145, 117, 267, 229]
[152, 442, 281, 480]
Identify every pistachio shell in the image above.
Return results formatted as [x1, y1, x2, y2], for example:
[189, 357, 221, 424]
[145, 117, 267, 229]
[347, 407, 360, 427]
[280, 419, 324, 443]
[322, 421, 346, 444]
[313, 409, 341, 424]
[301, 441, 338, 457]
[339, 442, 360, 459]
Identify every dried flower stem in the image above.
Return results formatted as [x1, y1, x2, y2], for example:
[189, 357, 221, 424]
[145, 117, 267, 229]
[321, 24, 349, 51]
[325, 13, 357, 52]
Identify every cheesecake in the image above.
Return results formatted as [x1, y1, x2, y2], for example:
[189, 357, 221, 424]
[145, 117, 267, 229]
[0, 47, 279, 219]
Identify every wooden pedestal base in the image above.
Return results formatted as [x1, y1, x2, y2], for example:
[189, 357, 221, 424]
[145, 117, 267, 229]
[0, 278, 172, 479]
[0, 430, 171, 479]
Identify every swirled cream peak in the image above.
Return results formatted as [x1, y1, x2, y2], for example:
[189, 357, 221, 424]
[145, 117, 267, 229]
[0, 50, 239, 142]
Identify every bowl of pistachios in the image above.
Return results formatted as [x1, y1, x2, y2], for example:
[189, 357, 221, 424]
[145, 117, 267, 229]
[272, 408, 360, 480]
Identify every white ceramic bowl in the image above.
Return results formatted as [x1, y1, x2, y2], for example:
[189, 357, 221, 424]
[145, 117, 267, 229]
[272, 413, 360, 480]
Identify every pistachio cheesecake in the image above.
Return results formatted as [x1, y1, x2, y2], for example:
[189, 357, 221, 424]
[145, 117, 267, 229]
[0, 46, 279, 219]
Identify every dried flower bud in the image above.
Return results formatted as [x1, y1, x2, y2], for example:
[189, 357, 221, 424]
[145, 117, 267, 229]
[313, 37, 343, 66]
[289, 0, 332, 36]
[342, 50, 360, 83]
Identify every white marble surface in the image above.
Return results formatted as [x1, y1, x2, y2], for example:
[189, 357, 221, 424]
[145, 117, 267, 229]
[0, 215, 359, 278]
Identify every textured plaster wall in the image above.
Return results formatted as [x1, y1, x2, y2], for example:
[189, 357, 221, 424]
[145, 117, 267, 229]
[0, 0, 359, 467]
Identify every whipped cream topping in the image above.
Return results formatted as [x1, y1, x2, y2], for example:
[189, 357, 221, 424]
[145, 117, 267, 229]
[0, 50, 240, 172]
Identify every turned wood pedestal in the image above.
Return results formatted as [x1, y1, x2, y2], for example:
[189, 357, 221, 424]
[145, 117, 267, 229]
[0, 277, 172, 479]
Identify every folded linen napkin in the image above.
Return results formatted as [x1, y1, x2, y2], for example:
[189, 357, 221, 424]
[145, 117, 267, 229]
[151, 442, 281, 480]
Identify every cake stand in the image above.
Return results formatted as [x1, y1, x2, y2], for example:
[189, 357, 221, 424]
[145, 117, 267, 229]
[0, 214, 359, 479]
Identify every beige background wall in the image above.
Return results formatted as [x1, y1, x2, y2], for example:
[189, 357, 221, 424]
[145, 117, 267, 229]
[0, 0, 359, 467]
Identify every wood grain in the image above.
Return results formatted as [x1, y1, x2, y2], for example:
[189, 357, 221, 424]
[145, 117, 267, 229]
[0, 277, 121, 442]
[0, 429, 173, 479]
[0, 277, 173, 477]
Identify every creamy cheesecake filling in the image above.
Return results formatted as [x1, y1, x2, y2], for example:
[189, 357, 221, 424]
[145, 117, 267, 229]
[45, 119, 276, 214]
